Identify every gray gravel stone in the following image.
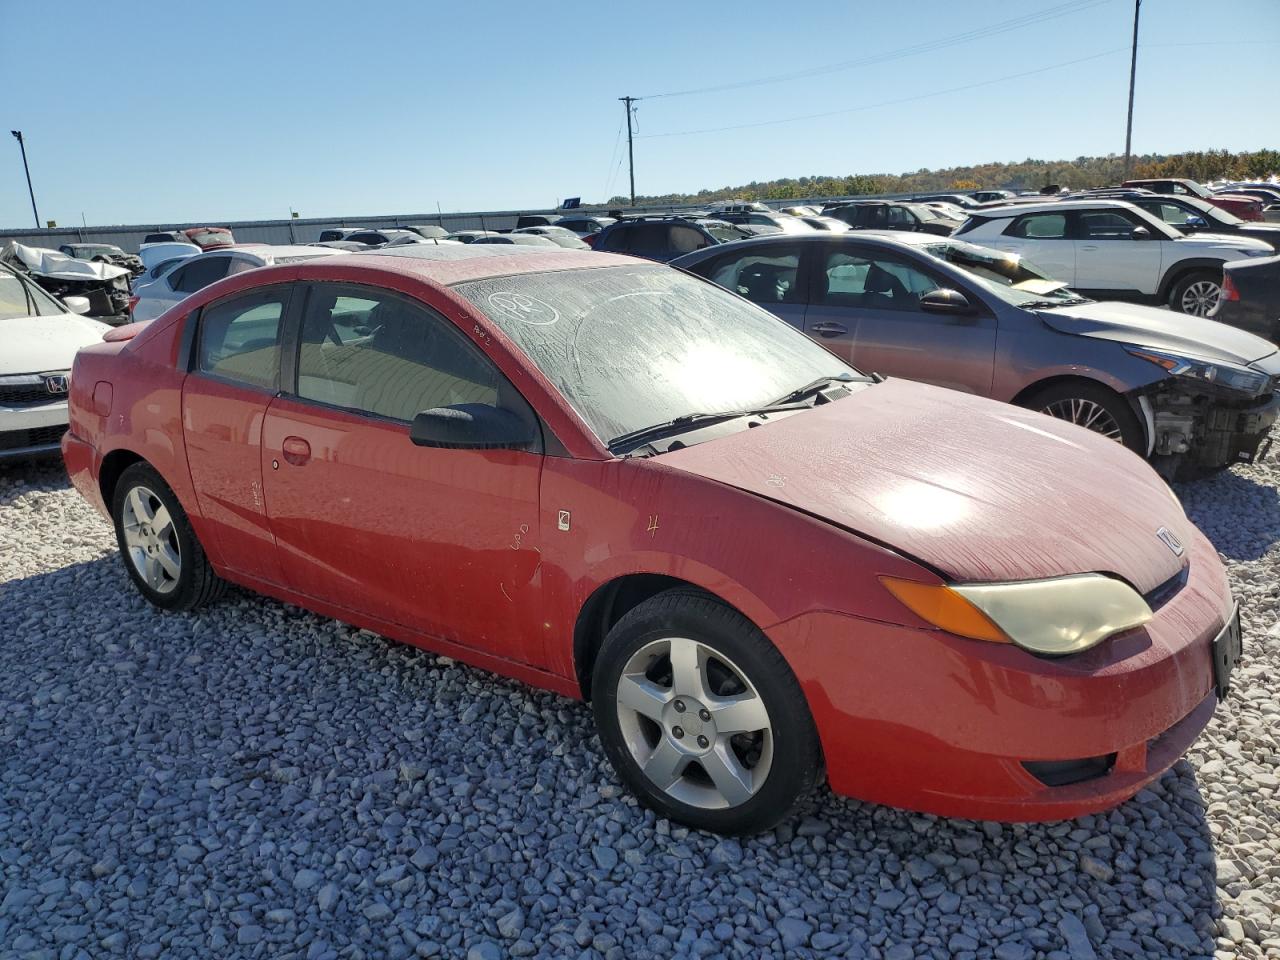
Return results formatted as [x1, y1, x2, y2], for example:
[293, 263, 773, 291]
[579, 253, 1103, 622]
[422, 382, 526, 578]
[1, 451, 1277, 959]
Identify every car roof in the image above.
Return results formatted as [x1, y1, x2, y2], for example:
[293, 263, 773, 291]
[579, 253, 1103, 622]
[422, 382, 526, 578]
[291, 243, 636, 286]
[971, 199, 1144, 216]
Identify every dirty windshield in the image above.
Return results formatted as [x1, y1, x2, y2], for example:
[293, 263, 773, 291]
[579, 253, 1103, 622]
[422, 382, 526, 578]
[454, 265, 855, 444]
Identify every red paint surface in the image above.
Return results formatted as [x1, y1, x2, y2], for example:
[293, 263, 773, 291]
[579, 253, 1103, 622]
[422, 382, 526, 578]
[62, 251, 1236, 821]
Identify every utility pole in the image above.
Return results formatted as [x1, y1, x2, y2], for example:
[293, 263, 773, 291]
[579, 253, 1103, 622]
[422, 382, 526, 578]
[10, 130, 40, 227]
[619, 96, 636, 206]
[1122, 0, 1141, 178]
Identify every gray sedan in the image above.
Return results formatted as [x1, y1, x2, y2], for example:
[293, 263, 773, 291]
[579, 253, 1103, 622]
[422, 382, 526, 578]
[673, 231, 1280, 477]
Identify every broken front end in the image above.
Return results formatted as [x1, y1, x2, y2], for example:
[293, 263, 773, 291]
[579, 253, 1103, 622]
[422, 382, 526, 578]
[1141, 374, 1280, 476]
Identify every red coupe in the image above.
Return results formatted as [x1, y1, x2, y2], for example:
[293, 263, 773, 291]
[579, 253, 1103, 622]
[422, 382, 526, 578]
[63, 245, 1242, 834]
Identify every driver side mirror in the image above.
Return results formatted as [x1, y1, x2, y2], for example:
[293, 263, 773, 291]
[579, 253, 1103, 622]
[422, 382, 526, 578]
[63, 296, 92, 315]
[410, 404, 535, 450]
[1129, 226, 1152, 240]
[919, 288, 974, 315]
[1182, 215, 1208, 231]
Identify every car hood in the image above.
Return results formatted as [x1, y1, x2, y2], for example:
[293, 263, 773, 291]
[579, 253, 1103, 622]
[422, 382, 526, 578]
[1171, 232, 1272, 252]
[1037, 300, 1277, 366]
[0, 314, 112, 375]
[660, 380, 1190, 594]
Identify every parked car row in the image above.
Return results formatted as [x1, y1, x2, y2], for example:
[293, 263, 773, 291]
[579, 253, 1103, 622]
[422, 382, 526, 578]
[56, 241, 1248, 834]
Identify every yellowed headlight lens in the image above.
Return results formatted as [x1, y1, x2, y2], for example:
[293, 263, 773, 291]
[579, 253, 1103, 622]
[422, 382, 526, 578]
[883, 574, 1153, 656]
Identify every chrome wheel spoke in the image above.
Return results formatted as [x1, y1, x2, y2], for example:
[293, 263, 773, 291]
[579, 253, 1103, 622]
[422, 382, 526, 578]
[1042, 399, 1121, 442]
[156, 543, 181, 580]
[151, 504, 174, 540]
[702, 742, 754, 807]
[128, 487, 154, 524]
[642, 738, 690, 790]
[616, 673, 671, 723]
[708, 692, 769, 734]
[667, 638, 708, 700]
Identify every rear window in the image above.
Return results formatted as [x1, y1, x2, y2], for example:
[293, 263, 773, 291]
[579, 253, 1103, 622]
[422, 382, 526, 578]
[185, 228, 235, 247]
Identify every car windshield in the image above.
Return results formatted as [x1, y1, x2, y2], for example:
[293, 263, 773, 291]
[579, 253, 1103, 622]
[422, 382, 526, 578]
[0, 269, 68, 319]
[73, 245, 123, 257]
[908, 205, 939, 221]
[923, 240, 1089, 307]
[700, 223, 751, 242]
[453, 265, 855, 445]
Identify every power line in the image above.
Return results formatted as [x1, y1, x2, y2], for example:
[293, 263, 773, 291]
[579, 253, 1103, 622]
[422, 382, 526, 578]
[636, 0, 1111, 101]
[637, 48, 1128, 140]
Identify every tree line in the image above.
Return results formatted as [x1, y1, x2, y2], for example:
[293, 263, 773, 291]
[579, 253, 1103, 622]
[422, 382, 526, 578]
[607, 149, 1279, 206]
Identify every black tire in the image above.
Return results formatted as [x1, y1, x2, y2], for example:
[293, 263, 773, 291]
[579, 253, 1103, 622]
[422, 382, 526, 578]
[1021, 380, 1146, 454]
[591, 588, 822, 835]
[111, 462, 226, 612]
[1167, 268, 1222, 317]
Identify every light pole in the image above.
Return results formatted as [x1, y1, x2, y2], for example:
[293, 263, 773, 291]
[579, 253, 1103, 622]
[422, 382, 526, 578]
[10, 130, 40, 227]
[1122, 0, 1141, 178]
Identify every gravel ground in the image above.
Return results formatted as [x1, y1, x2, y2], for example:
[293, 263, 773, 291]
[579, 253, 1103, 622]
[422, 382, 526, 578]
[0, 455, 1277, 960]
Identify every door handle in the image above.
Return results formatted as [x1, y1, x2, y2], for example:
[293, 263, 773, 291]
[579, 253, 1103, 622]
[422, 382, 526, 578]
[282, 436, 311, 466]
[810, 322, 848, 337]
[1080, 245, 1099, 250]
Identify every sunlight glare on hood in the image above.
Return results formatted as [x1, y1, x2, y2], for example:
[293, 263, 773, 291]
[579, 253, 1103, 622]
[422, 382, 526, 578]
[875, 480, 972, 531]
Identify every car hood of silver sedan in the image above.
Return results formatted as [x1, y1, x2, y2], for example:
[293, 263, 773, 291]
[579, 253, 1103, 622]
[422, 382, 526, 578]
[1038, 301, 1278, 367]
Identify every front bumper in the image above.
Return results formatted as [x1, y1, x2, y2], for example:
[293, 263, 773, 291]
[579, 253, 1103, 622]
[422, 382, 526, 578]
[769, 528, 1236, 821]
[0, 400, 69, 462]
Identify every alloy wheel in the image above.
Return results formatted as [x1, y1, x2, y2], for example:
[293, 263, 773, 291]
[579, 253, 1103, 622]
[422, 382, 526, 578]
[1180, 279, 1221, 317]
[1040, 398, 1124, 441]
[120, 484, 181, 595]
[615, 636, 773, 810]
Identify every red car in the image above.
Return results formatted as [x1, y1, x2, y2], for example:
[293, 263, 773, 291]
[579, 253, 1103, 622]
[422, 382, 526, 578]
[1122, 178, 1263, 222]
[62, 246, 1242, 834]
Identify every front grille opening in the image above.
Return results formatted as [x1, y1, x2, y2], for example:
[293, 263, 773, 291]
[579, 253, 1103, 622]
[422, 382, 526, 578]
[1143, 566, 1189, 611]
[1022, 753, 1117, 787]
[0, 425, 66, 452]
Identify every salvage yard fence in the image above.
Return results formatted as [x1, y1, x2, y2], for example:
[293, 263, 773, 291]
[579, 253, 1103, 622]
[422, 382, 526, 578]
[0, 195, 918, 253]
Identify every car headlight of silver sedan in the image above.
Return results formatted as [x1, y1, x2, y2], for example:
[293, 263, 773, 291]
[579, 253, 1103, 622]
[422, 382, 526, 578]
[882, 573, 1153, 656]
[1126, 346, 1270, 395]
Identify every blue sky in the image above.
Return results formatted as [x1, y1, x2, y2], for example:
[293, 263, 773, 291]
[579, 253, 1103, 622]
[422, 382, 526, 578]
[1, 0, 1277, 228]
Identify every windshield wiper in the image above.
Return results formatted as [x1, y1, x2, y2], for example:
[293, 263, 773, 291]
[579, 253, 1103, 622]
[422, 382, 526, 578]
[607, 412, 755, 455]
[608, 374, 865, 456]
[1022, 297, 1092, 309]
[767, 372, 862, 406]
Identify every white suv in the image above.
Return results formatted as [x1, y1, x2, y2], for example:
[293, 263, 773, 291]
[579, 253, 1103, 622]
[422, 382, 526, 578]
[956, 200, 1273, 315]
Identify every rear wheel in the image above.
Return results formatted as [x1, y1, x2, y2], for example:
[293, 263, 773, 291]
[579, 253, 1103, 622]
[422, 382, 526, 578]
[111, 462, 226, 612]
[1168, 269, 1222, 317]
[1021, 381, 1146, 454]
[591, 589, 821, 835]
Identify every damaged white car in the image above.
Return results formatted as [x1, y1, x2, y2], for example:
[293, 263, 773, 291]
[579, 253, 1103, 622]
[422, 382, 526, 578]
[0, 241, 132, 320]
[0, 264, 111, 460]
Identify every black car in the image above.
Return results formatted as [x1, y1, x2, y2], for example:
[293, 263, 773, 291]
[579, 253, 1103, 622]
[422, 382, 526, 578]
[1089, 192, 1280, 252]
[1216, 255, 1280, 344]
[826, 201, 960, 236]
[343, 229, 422, 248]
[515, 214, 562, 230]
[593, 217, 735, 262]
[909, 193, 981, 208]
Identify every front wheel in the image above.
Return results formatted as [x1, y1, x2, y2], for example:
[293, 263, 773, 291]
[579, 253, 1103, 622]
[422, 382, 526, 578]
[591, 589, 822, 835]
[1021, 380, 1147, 454]
[1168, 269, 1222, 317]
[111, 462, 226, 612]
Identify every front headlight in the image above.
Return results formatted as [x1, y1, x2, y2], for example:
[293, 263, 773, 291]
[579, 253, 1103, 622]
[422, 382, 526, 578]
[1126, 346, 1269, 395]
[881, 574, 1152, 656]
